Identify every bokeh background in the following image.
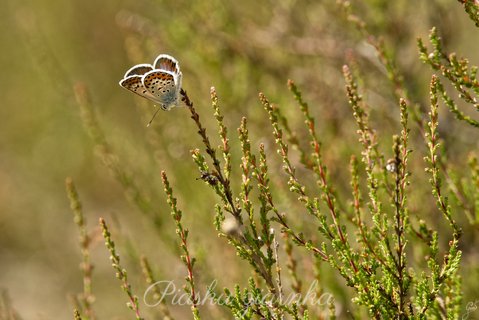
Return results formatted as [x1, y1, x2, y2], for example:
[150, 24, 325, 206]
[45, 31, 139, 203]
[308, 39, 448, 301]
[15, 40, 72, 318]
[1, 0, 478, 318]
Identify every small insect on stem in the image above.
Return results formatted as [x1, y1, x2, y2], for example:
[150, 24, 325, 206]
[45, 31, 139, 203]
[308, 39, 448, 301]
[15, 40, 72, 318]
[197, 171, 220, 186]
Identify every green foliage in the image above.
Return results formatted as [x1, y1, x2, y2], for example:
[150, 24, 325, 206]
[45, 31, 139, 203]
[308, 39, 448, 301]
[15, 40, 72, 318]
[3, 0, 479, 319]
[457, 0, 479, 27]
[100, 218, 143, 319]
[161, 171, 200, 319]
[418, 28, 479, 128]
[65, 178, 95, 319]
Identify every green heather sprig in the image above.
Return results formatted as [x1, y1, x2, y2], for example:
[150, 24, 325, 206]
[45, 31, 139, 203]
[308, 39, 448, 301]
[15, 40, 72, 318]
[211, 87, 232, 181]
[99, 218, 143, 320]
[271, 102, 312, 170]
[446, 158, 477, 225]
[336, 1, 412, 105]
[457, 0, 479, 27]
[418, 76, 463, 317]
[337, 0, 430, 131]
[272, 233, 284, 315]
[343, 64, 392, 196]
[140, 256, 174, 320]
[283, 234, 304, 315]
[253, 140, 322, 280]
[181, 89, 240, 222]
[312, 258, 330, 318]
[217, 277, 308, 319]
[74, 83, 161, 227]
[415, 229, 462, 319]
[248, 101, 328, 261]
[349, 155, 368, 248]
[259, 92, 309, 204]
[191, 150, 224, 203]
[238, 117, 256, 233]
[417, 26, 479, 222]
[219, 280, 268, 318]
[256, 144, 275, 270]
[161, 171, 200, 320]
[391, 99, 412, 316]
[418, 27, 479, 125]
[426, 76, 462, 237]
[434, 73, 479, 128]
[65, 178, 96, 320]
[343, 65, 401, 284]
[259, 92, 331, 255]
[467, 155, 479, 224]
[287, 80, 351, 251]
[239, 118, 291, 275]
[350, 152, 402, 316]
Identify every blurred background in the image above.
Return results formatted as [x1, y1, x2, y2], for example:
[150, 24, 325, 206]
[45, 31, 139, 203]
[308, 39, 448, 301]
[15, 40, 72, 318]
[1, 0, 478, 318]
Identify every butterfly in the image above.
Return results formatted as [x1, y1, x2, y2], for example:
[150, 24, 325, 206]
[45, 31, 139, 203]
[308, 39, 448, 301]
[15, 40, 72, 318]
[119, 54, 182, 124]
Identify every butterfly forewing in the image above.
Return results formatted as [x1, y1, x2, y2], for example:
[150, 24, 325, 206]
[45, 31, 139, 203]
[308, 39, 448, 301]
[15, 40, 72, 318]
[142, 70, 178, 110]
[153, 55, 180, 75]
[119, 75, 161, 103]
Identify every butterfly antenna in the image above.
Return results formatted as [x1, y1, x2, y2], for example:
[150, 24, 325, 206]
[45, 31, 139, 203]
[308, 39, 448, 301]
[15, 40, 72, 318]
[147, 106, 162, 127]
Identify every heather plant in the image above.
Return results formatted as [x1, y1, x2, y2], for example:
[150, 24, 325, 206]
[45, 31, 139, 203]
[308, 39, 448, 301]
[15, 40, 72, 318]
[2, 0, 479, 319]
[66, 1, 478, 319]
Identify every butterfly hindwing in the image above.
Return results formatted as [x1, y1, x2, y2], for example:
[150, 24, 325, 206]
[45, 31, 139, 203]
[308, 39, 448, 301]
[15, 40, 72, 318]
[142, 70, 178, 110]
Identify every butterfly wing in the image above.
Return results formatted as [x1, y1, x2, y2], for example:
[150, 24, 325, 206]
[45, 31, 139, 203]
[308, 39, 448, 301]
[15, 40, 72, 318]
[153, 54, 180, 75]
[153, 55, 183, 104]
[142, 70, 179, 110]
[119, 75, 161, 104]
[123, 64, 153, 78]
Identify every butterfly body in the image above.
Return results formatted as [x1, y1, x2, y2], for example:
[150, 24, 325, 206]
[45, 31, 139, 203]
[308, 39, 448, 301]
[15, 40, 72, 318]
[119, 54, 182, 111]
